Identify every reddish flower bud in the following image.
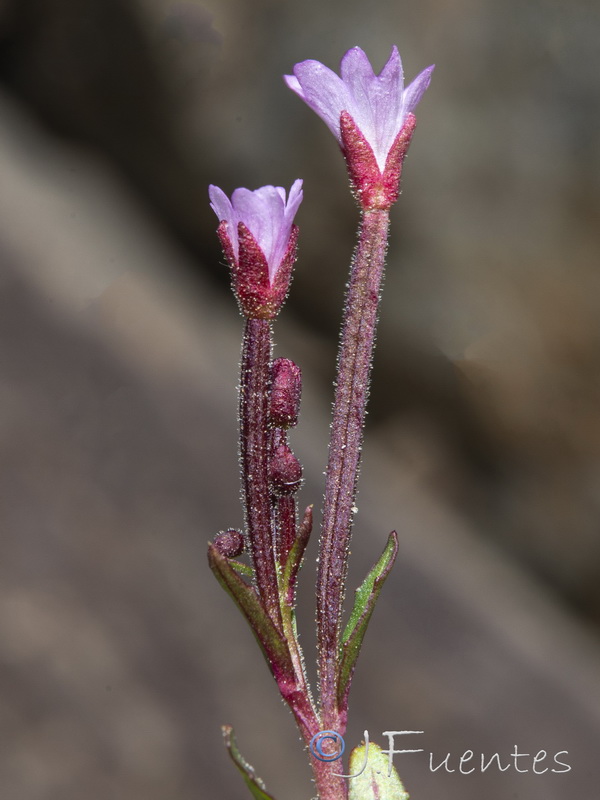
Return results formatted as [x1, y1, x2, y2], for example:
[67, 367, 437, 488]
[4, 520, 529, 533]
[212, 529, 245, 558]
[269, 441, 303, 495]
[270, 358, 302, 428]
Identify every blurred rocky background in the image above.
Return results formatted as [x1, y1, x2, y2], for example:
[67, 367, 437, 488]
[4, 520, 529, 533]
[0, 0, 599, 799]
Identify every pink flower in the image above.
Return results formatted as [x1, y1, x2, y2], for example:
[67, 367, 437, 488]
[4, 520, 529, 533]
[209, 181, 303, 318]
[285, 47, 433, 209]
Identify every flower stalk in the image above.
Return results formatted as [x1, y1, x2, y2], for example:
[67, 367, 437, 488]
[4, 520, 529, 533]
[317, 207, 390, 732]
[240, 317, 320, 746]
[240, 317, 282, 625]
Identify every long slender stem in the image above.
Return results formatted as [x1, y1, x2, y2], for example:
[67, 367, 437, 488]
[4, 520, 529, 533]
[240, 317, 282, 627]
[317, 208, 390, 730]
[241, 320, 347, 797]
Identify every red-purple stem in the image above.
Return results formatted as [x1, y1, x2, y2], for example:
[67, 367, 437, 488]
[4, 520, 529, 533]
[240, 323, 326, 760]
[240, 317, 282, 627]
[317, 208, 390, 731]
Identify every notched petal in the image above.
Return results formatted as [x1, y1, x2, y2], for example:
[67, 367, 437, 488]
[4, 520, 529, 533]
[292, 60, 351, 139]
[340, 46, 376, 83]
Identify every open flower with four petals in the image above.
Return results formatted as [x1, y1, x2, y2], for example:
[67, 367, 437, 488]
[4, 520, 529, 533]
[209, 180, 303, 318]
[285, 47, 434, 208]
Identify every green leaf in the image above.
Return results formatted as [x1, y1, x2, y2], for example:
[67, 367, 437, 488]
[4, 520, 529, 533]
[208, 544, 295, 683]
[337, 531, 399, 707]
[222, 725, 277, 800]
[348, 740, 409, 800]
[281, 505, 312, 604]
[230, 559, 255, 579]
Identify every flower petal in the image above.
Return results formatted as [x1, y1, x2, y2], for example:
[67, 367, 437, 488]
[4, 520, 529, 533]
[378, 45, 404, 88]
[284, 179, 304, 226]
[339, 47, 407, 170]
[209, 184, 238, 256]
[339, 46, 376, 84]
[288, 60, 351, 141]
[232, 186, 284, 271]
[402, 64, 435, 116]
[283, 74, 302, 95]
[371, 46, 405, 168]
[272, 179, 303, 279]
[338, 47, 378, 153]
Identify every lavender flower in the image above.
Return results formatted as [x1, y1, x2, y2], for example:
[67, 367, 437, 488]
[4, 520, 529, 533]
[285, 47, 433, 171]
[209, 181, 303, 283]
[209, 181, 303, 318]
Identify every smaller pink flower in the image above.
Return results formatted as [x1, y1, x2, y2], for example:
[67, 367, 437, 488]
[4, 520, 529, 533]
[285, 47, 433, 209]
[209, 181, 303, 319]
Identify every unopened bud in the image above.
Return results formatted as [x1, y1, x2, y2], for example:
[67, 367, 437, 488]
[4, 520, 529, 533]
[270, 358, 302, 427]
[269, 442, 302, 494]
[213, 529, 245, 558]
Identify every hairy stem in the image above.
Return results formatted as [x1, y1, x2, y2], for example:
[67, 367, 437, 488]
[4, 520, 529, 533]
[241, 322, 321, 751]
[317, 208, 390, 730]
[312, 759, 348, 800]
[240, 317, 281, 627]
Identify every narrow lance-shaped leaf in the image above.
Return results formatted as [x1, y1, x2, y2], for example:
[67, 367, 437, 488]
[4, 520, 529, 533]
[281, 505, 313, 605]
[348, 740, 409, 800]
[223, 725, 277, 800]
[230, 559, 255, 579]
[337, 530, 399, 708]
[208, 543, 295, 684]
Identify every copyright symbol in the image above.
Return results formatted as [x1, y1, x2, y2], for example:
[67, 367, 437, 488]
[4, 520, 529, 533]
[309, 730, 345, 762]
